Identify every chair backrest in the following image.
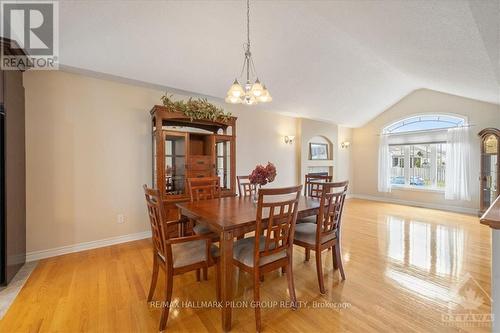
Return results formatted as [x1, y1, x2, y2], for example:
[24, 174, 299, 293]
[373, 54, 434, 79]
[316, 181, 349, 243]
[305, 173, 333, 197]
[237, 175, 255, 197]
[143, 185, 169, 259]
[187, 177, 221, 202]
[254, 185, 303, 266]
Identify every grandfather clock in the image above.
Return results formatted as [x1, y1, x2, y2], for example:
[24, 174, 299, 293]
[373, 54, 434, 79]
[478, 128, 500, 215]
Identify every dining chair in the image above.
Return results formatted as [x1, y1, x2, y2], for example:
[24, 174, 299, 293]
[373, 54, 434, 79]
[143, 185, 220, 331]
[298, 174, 333, 226]
[187, 176, 221, 202]
[300, 174, 334, 261]
[237, 175, 255, 197]
[304, 173, 332, 198]
[293, 181, 349, 294]
[187, 176, 221, 235]
[232, 185, 302, 332]
[187, 176, 221, 280]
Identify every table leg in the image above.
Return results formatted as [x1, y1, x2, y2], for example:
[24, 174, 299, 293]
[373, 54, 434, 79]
[220, 230, 234, 332]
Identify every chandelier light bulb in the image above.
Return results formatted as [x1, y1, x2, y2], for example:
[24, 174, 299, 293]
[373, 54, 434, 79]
[225, 95, 242, 104]
[258, 86, 272, 102]
[227, 79, 244, 98]
[251, 78, 264, 97]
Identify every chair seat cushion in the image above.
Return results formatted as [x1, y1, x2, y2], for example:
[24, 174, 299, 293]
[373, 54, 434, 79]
[166, 240, 219, 268]
[296, 215, 317, 224]
[294, 223, 336, 245]
[233, 236, 287, 267]
[193, 223, 212, 235]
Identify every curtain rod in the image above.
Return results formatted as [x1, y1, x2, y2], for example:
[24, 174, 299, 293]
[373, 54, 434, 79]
[377, 123, 476, 137]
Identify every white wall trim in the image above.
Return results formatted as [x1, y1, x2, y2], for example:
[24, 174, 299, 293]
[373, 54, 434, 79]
[26, 230, 152, 262]
[349, 194, 477, 215]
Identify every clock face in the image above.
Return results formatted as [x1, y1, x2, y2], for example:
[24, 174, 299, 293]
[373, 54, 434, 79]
[484, 135, 498, 154]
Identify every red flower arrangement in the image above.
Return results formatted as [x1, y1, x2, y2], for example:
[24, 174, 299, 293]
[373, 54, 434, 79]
[249, 162, 277, 186]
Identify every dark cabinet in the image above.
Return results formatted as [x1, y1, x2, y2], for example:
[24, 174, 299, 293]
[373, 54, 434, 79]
[0, 38, 26, 285]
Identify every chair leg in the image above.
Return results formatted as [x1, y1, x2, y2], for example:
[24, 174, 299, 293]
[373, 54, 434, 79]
[148, 254, 160, 302]
[315, 249, 326, 294]
[334, 242, 346, 281]
[215, 261, 221, 301]
[285, 260, 297, 310]
[235, 267, 240, 291]
[159, 269, 174, 331]
[203, 266, 208, 280]
[196, 268, 201, 282]
[332, 246, 338, 270]
[305, 248, 310, 262]
[253, 271, 262, 332]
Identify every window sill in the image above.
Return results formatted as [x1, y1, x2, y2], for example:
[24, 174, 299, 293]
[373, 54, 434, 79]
[391, 185, 445, 193]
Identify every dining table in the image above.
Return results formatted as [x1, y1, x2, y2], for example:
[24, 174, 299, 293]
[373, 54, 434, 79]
[176, 195, 322, 332]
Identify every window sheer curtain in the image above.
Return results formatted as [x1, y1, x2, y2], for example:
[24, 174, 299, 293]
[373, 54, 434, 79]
[445, 126, 471, 201]
[378, 134, 392, 193]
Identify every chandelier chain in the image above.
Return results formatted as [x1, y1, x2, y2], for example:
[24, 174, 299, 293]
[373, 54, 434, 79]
[239, 45, 247, 78]
[247, 0, 250, 50]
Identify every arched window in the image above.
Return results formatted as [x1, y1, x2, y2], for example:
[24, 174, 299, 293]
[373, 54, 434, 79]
[383, 115, 465, 134]
[379, 114, 466, 192]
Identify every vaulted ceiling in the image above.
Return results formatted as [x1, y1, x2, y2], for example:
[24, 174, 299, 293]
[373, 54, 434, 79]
[58, 0, 499, 127]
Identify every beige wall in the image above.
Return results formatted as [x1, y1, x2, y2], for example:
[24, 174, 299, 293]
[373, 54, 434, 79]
[352, 89, 500, 212]
[337, 126, 353, 188]
[299, 118, 338, 180]
[27, 71, 495, 254]
[297, 119, 352, 190]
[24, 70, 298, 253]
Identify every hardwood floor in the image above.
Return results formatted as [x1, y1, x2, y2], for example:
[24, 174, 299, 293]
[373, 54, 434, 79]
[0, 199, 492, 332]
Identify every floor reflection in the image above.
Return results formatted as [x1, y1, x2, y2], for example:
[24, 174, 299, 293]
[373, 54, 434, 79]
[383, 215, 469, 304]
[385, 268, 453, 303]
[384, 215, 465, 278]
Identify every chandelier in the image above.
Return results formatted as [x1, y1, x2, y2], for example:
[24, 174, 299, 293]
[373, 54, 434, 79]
[225, 0, 272, 105]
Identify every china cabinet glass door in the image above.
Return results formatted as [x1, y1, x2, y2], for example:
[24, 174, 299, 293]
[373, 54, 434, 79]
[215, 135, 233, 192]
[164, 131, 187, 196]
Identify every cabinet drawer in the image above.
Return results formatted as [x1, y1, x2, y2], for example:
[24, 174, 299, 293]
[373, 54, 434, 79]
[187, 170, 213, 178]
[188, 156, 213, 171]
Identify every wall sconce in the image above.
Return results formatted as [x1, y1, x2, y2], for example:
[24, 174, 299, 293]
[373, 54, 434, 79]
[341, 141, 350, 149]
[284, 135, 295, 145]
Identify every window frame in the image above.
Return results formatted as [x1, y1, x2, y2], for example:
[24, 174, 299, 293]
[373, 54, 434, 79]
[389, 142, 446, 192]
[383, 114, 465, 135]
[381, 113, 468, 193]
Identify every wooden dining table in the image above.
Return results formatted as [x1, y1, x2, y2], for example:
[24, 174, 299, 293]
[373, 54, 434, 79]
[176, 195, 321, 332]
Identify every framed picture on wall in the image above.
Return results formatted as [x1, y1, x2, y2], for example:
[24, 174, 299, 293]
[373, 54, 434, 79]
[309, 143, 329, 160]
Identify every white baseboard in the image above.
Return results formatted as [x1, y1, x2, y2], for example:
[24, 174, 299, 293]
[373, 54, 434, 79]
[349, 194, 477, 215]
[26, 230, 152, 262]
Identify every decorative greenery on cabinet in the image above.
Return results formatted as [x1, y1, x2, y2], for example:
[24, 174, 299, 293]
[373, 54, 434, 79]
[160, 93, 232, 123]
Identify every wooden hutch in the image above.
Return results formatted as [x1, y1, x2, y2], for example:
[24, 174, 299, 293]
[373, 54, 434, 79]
[479, 128, 500, 215]
[150, 105, 237, 224]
